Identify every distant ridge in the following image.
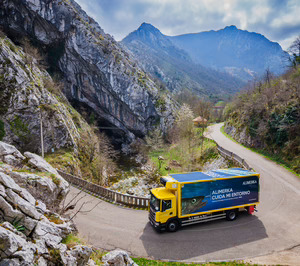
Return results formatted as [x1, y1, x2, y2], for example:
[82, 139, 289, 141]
[122, 23, 287, 98]
[122, 23, 246, 98]
[168, 25, 287, 79]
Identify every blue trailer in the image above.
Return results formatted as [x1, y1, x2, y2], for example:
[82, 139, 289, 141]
[149, 168, 260, 232]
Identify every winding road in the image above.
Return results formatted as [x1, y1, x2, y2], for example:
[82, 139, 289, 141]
[67, 123, 300, 263]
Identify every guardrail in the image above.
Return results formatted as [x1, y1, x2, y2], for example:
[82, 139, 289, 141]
[57, 170, 150, 209]
[58, 143, 252, 209]
[216, 144, 253, 170]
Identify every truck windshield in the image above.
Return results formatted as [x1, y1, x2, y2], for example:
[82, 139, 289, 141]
[150, 193, 160, 212]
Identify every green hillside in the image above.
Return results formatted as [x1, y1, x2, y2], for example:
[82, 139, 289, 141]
[224, 67, 300, 174]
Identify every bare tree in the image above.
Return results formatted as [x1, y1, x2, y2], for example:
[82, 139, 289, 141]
[59, 185, 102, 221]
[264, 68, 274, 85]
[287, 35, 300, 68]
[20, 37, 47, 69]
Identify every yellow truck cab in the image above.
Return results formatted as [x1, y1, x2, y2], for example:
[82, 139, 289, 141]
[149, 168, 260, 232]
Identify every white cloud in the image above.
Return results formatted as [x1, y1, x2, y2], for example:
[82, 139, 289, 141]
[75, 0, 300, 48]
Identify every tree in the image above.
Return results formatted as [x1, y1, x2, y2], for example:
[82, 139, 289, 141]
[288, 35, 300, 68]
[174, 89, 213, 121]
[145, 128, 164, 151]
[175, 104, 201, 171]
[78, 129, 117, 186]
[194, 100, 213, 121]
[263, 68, 274, 85]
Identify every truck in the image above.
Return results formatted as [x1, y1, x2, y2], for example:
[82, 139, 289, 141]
[149, 168, 259, 232]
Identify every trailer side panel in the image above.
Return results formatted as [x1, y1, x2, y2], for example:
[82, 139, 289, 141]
[180, 175, 259, 217]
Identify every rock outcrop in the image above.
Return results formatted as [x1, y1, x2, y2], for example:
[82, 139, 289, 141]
[0, 35, 80, 154]
[0, 141, 69, 208]
[102, 249, 137, 266]
[0, 141, 94, 265]
[0, 0, 176, 144]
[224, 123, 255, 147]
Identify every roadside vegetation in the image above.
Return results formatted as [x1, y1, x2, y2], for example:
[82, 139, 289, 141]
[146, 103, 234, 176]
[223, 45, 300, 174]
[221, 125, 299, 177]
[45, 99, 235, 194]
[132, 257, 258, 266]
[62, 234, 257, 266]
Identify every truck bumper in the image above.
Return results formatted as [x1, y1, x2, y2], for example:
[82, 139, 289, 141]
[149, 216, 165, 232]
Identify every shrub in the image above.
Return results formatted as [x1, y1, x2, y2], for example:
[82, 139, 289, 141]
[0, 120, 5, 140]
[51, 174, 61, 186]
[9, 116, 30, 142]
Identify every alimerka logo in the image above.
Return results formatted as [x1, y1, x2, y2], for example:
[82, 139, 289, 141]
[243, 180, 257, 185]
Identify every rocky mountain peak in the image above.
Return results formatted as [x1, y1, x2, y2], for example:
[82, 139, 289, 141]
[138, 22, 160, 33]
[223, 25, 238, 31]
[123, 22, 168, 48]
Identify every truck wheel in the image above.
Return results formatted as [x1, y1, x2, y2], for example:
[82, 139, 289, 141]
[226, 210, 237, 221]
[167, 220, 179, 232]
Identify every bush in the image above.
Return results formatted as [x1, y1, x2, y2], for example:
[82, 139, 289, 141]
[0, 120, 5, 140]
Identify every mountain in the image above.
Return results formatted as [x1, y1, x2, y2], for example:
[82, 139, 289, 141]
[0, 0, 176, 145]
[169, 25, 287, 80]
[122, 23, 245, 98]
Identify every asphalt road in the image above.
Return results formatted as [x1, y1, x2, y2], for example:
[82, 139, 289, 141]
[67, 123, 300, 263]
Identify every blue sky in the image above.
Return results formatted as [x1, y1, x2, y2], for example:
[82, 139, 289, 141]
[76, 0, 300, 50]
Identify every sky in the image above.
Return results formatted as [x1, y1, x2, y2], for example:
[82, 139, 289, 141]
[76, 0, 300, 50]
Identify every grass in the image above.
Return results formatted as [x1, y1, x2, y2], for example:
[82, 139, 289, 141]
[220, 125, 299, 177]
[62, 233, 86, 247]
[149, 138, 218, 176]
[44, 148, 80, 175]
[132, 257, 257, 266]
[13, 169, 66, 184]
[44, 213, 64, 224]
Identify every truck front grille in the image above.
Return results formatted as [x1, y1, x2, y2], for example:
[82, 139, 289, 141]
[149, 208, 156, 224]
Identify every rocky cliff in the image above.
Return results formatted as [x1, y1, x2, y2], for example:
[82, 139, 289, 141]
[0, 35, 82, 154]
[0, 0, 176, 144]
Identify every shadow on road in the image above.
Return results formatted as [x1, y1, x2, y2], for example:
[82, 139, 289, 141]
[140, 212, 267, 260]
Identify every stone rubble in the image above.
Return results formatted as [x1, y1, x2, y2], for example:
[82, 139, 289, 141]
[110, 164, 160, 198]
[202, 157, 229, 172]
